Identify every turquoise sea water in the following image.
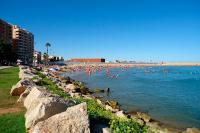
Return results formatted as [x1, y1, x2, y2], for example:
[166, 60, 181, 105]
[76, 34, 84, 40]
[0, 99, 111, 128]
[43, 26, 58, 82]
[63, 66, 200, 129]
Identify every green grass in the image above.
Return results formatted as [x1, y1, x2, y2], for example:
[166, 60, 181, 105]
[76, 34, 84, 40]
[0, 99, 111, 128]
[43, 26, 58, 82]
[0, 67, 26, 133]
[0, 67, 20, 89]
[37, 71, 147, 133]
[0, 67, 20, 108]
[0, 112, 26, 133]
[40, 76, 70, 98]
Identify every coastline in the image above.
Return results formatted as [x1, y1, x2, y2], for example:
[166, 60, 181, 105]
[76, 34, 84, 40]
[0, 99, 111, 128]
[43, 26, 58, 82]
[10, 65, 200, 133]
[60, 75, 180, 132]
[58, 65, 198, 132]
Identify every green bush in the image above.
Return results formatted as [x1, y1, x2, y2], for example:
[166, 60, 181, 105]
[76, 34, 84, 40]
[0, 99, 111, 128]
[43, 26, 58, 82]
[110, 118, 147, 133]
[84, 99, 114, 122]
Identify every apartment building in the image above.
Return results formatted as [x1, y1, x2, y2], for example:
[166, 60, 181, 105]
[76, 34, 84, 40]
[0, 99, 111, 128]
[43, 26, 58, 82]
[0, 19, 13, 44]
[12, 25, 34, 65]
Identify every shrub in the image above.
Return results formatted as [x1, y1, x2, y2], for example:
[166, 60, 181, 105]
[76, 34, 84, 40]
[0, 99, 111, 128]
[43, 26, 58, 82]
[110, 118, 147, 133]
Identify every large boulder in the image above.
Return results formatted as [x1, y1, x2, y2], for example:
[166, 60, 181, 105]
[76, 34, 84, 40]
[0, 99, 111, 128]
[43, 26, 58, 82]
[25, 97, 75, 129]
[10, 79, 35, 96]
[19, 66, 36, 80]
[24, 86, 52, 109]
[17, 89, 30, 103]
[10, 81, 26, 96]
[30, 102, 90, 133]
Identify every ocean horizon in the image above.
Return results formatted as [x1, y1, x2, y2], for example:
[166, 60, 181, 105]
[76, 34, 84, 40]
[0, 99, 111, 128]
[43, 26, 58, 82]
[63, 66, 200, 130]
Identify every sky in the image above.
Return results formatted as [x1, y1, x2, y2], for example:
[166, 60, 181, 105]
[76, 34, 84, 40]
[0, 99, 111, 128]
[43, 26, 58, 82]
[1, 0, 200, 62]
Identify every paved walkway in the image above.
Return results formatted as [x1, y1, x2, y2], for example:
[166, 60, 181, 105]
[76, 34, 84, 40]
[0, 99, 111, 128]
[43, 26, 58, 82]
[0, 66, 12, 70]
[0, 107, 23, 115]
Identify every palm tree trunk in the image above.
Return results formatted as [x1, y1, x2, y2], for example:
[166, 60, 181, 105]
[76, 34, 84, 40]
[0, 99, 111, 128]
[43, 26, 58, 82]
[46, 46, 48, 66]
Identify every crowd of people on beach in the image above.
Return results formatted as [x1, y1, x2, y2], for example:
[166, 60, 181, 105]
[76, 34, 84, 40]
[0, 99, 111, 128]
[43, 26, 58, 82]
[67, 65, 132, 79]
[44, 64, 200, 82]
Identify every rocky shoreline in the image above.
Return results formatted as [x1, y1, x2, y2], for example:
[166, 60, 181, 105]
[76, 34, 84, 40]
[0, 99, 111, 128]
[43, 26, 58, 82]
[9, 65, 200, 133]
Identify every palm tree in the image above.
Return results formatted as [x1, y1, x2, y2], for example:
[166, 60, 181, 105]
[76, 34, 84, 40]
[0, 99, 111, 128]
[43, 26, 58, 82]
[45, 42, 51, 55]
[45, 43, 51, 65]
[43, 52, 48, 65]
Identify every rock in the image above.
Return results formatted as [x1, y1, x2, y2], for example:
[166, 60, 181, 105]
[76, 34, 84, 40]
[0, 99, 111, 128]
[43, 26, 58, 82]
[65, 84, 76, 91]
[52, 78, 60, 84]
[19, 66, 25, 79]
[106, 100, 119, 109]
[17, 89, 30, 103]
[64, 84, 85, 93]
[10, 79, 35, 96]
[80, 87, 92, 94]
[21, 79, 35, 87]
[115, 111, 127, 118]
[72, 81, 80, 86]
[136, 112, 151, 123]
[20, 69, 36, 79]
[70, 92, 81, 98]
[61, 80, 67, 83]
[58, 83, 66, 89]
[135, 118, 145, 126]
[105, 105, 119, 113]
[25, 97, 75, 129]
[30, 102, 90, 133]
[183, 128, 200, 133]
[146, 121, 161, 130]
[59, 76, 72, 84]
[10, 81, 26, 96]
[24, 86, 52, 109]
[32, 78, 42, 85]
[11, 79, 37, 97]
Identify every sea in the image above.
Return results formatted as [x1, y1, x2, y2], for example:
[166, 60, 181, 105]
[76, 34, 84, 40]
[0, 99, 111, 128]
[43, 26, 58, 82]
[62, 66, 200, 129]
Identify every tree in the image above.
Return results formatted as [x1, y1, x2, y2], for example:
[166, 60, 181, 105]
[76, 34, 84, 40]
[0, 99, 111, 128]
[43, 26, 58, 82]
[43, 52, 48, 65]
[0, 40, 17, 65]
[45, 43, 51, 65]
[45, 42, 51, 55]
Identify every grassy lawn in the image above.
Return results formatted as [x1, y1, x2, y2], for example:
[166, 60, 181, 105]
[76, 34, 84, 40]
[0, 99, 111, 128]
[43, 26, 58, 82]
[0, 67, 21, 108]
[0, 112, 25, 133]
[0, 67, 26, 133]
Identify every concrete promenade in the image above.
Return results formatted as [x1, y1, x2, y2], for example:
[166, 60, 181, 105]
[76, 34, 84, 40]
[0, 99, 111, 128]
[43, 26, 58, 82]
[0, 66, 12, 70]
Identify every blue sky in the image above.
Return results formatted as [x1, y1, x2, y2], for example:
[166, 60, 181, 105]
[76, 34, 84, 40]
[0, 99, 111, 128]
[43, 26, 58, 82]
[1, 0, 200, 62]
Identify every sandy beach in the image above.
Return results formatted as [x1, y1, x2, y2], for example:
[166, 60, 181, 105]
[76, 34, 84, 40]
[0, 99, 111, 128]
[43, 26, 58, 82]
[67, 62, 200, 68]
